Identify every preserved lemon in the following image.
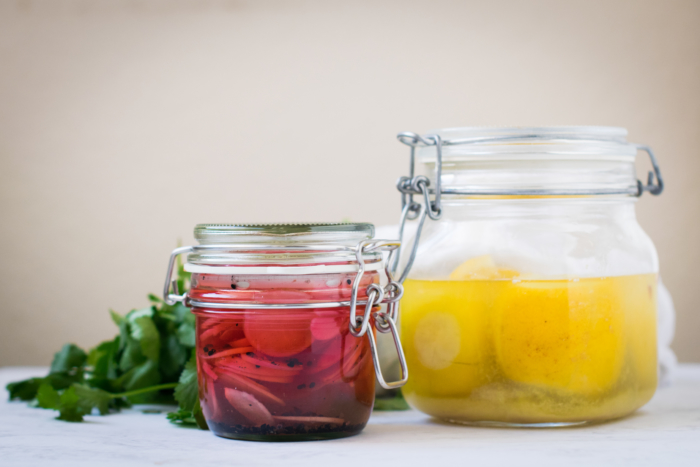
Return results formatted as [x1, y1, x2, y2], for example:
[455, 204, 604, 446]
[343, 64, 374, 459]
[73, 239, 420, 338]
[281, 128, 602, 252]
[401, 258, 658, 425]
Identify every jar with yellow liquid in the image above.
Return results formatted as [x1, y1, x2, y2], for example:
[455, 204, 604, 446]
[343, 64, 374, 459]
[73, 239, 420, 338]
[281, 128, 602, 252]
[393, 127, 664, 426]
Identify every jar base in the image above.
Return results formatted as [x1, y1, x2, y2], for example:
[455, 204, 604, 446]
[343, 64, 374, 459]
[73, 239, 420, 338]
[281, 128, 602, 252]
[441, 418, 590, 428]
[210, 422, 366, 442]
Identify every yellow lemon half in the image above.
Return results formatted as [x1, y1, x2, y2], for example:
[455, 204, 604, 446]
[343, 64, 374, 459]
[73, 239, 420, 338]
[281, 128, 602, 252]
[493, 278, 625, 396]
[401, 280, 492, 398]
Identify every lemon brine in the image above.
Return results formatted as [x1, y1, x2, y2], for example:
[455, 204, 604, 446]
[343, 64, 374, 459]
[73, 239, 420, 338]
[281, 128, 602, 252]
[401, 258, 657, 425]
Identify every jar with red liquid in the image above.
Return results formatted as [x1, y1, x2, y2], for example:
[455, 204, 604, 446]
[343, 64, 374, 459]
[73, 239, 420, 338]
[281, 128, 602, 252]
[163, 223, 407, 441]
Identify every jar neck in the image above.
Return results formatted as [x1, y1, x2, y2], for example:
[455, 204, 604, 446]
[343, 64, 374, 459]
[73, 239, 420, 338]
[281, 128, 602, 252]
[415, 126, 639, 197]
[436, 196, 639, 221]
[423, 157, 638, 197]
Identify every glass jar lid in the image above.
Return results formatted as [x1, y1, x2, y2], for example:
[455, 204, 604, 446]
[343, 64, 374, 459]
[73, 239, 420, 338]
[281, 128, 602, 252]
[415, 126, 635, 161]
[398, 126, 663, 198]
[187, 222, 381, 268]
[194, 223, 374, 245]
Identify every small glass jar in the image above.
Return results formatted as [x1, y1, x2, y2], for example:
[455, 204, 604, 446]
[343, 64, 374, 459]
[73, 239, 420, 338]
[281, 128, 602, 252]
[163, 223, 406, 440]
[394, 127, 663, 426]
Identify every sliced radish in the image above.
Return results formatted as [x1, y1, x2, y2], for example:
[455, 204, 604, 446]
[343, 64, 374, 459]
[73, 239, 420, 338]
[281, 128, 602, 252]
[199, 322, 229, 342]
[216, 363, 295, 383]
[310, 316, 340, 341]
[224, 388, 274, 426]
[201, 360, 218, 381]
[239, 352, 300, 371]
[273, 415, 345, 425]
[200, 346, 254, 360]
[230, 337, 250, 348]
[207, 378, 222, 421]
[216, 369, 285, 406]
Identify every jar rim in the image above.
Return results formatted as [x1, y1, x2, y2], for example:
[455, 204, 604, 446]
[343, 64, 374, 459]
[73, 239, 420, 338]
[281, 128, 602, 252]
[430, 126, 627, 140]
[417, 126, 636, 161]
[194, 223, 374, 243]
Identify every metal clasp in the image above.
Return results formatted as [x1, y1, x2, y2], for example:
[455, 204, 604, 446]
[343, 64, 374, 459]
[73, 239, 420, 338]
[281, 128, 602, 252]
[634, 144, 664, 196]
[163, 246, 194, 305]
[347, 240, 409, 389]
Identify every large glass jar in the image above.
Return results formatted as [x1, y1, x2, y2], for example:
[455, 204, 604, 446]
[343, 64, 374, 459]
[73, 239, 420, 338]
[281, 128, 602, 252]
[163, 223, 406, 440]
[395, 127, 663, 426]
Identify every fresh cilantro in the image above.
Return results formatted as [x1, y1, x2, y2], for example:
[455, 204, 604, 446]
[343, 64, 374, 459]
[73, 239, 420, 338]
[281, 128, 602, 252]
[166, 354, 207, 429]
[373, 390, 410, 411]
[173, 355, 198, 410]
[5, 256, 204, 427]
[50, 344, 87, 374]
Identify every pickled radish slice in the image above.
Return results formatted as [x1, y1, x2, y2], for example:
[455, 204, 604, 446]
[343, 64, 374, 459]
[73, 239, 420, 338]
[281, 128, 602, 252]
[224, 388, 274, 426]
[223, 356, 302, 375]
[231, 337, 250, 348]
[200, 318, 223, 331]
[207, 379, 222, 421]
[217, 363, 296, 383]
[310, 316, 340, 340]
[244, 312, 313, 357]
[200, 346, 254, 359]
[239, 352, 302, 371]
[200, 320, 244, 344]
[216, 369, 285, 406]
[201, 360, 218, 381]
[272, 415, 345, 425]
[199, 322, 229, 342]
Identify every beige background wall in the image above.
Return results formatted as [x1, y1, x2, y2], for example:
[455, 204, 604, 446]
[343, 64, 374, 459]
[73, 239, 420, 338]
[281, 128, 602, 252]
[1, 0, 699, 366]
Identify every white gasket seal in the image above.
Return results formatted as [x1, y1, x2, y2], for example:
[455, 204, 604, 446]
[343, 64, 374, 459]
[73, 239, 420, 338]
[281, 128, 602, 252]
[184, 262, 383, 275]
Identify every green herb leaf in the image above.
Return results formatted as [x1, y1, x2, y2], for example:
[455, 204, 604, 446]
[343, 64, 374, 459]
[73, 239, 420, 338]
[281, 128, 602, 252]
[132, 316, 161, 363]
[176, 318, 196, 348]
[192, 398, 208, 430]
[148, 294, 164, 304]
[36, 383, 60, 409]
[166, 408, 197, 426]
[160, 334, 188, 380]
[118, 360, 161, 396]
[72, 384, 112, 415]
[88, 338, 120, 382]
[373, 390, 410, 411]
[6, 251, 197, 427]
[50, 344, 87, 374]
[7, 378, 44, 401]
[109, 309, 124, 327]
[173, 354, 198, 411]
[57, 386, 84, 422]
[127, 307, 161, 363]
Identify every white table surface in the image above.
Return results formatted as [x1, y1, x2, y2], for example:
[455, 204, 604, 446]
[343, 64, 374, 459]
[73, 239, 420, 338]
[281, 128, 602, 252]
[1, 365, 699, 467]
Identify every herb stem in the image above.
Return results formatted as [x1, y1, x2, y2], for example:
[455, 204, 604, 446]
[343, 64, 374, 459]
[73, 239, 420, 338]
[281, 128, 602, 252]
[111, 383, 178, 399]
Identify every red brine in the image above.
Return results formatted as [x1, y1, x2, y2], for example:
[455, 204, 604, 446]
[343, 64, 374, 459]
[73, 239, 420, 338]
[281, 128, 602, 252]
[191, 270, 378, 440]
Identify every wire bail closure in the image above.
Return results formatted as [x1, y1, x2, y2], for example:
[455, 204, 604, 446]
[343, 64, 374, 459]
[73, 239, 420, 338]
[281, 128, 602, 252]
[392, 130, 665, 282]
[162, 240, 408, 390]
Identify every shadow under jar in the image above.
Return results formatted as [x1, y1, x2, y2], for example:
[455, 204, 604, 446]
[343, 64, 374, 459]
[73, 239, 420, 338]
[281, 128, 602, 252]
[164, 223, 406, 441]
[394, 127, 664, 427]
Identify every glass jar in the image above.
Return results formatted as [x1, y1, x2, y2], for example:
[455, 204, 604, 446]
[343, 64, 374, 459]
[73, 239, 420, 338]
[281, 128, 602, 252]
[163, 223, 407, 440]
[394, 127, 664, 426]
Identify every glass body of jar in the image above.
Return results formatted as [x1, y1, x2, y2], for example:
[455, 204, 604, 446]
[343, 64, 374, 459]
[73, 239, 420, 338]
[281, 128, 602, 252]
[182, 223, 383, 440]
[399, 127, 660, 426]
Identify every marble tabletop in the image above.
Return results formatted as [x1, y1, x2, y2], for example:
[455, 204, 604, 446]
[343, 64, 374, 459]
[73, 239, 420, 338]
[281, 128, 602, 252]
[1, 365, 699, 467]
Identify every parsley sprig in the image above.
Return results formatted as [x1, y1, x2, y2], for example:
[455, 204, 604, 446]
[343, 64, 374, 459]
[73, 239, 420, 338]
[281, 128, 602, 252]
[5, 260, 207, 429]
